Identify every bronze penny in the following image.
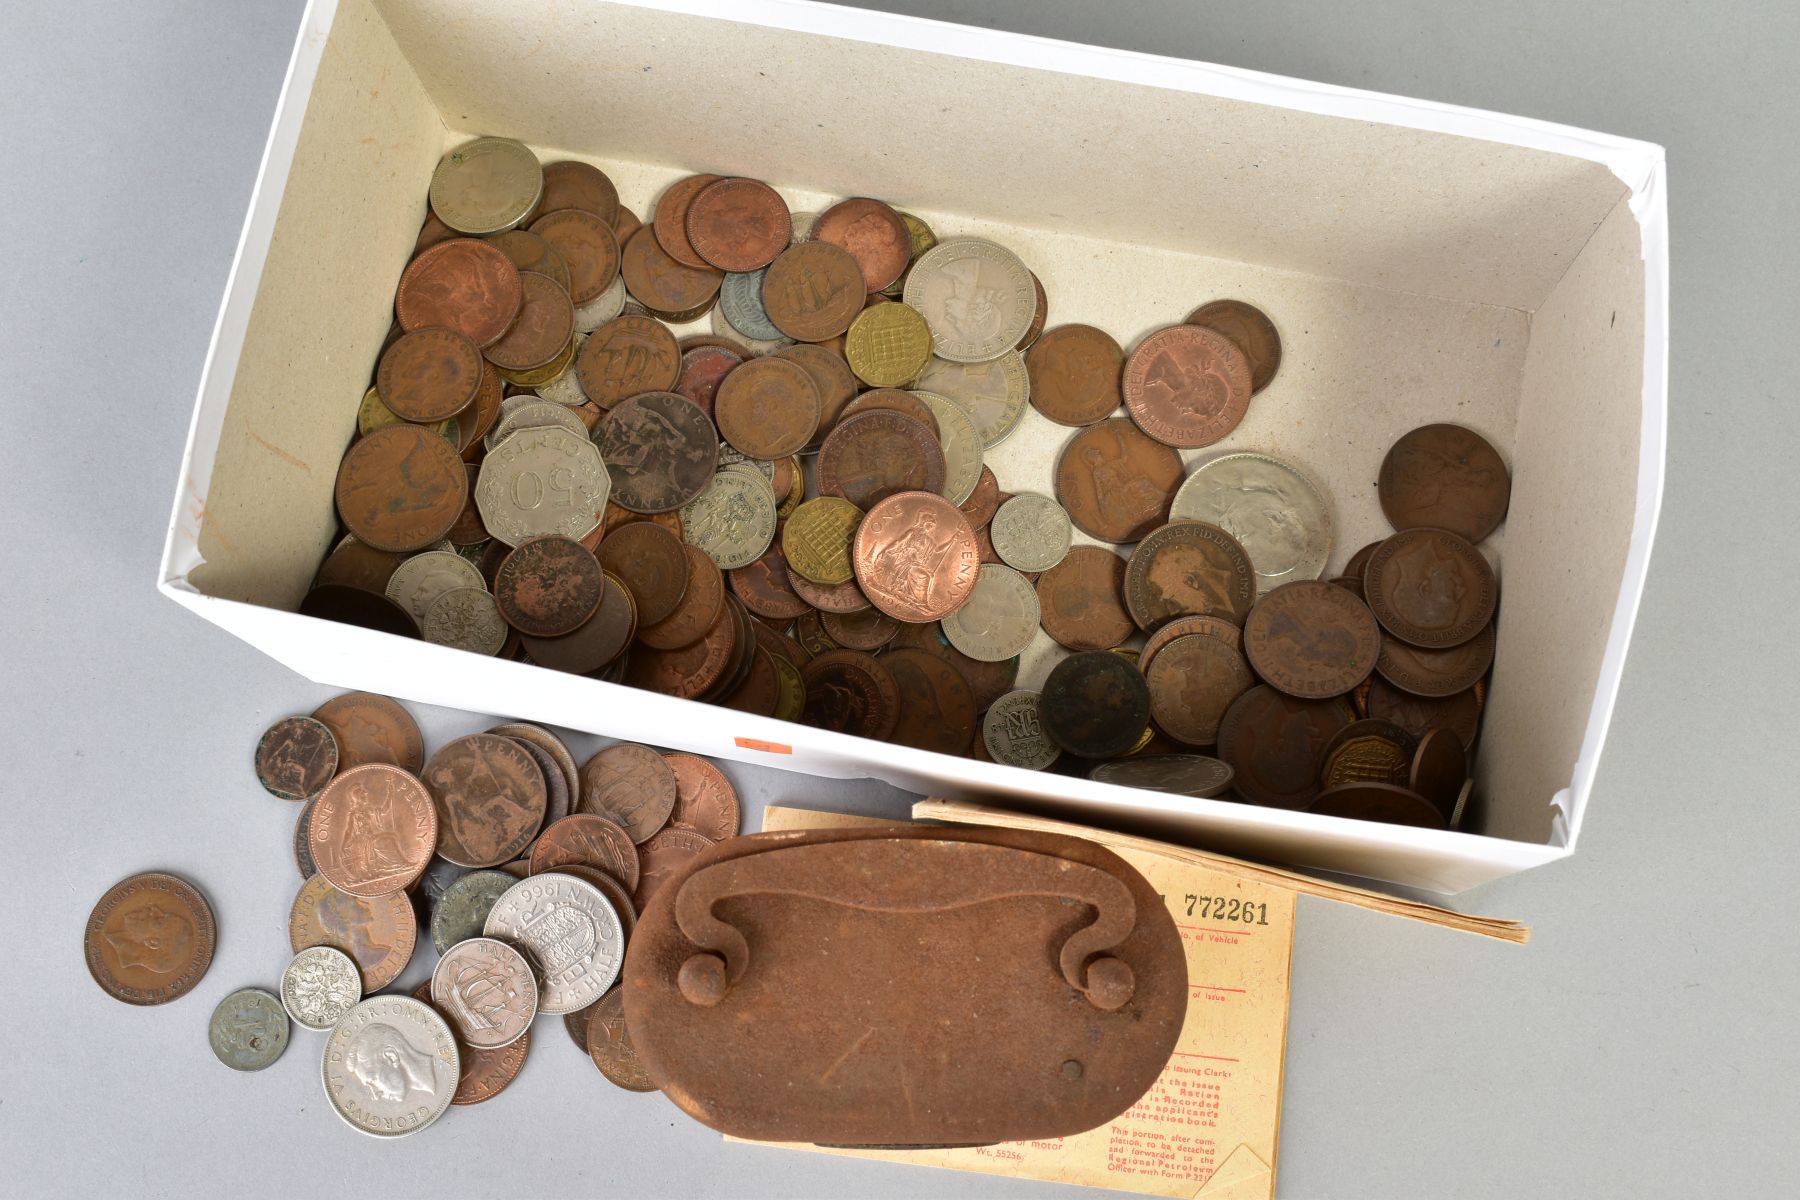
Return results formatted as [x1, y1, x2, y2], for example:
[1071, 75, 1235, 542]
[1122, 324, 1253, 448]
[674, 344, 742, 420]
[1363, 528, 1497, 648]
[625, 599, 736, 698]
[1243, 580, 1380, 699]
[411, 981, 534, 1105]
[1309, 781, 1446, 829]
[652, 173, 724, 269]
[1145, 634, 1255, 746]
[255, 715, 339, 801]
[840, 387, 940, 439]
[486, 228, 572, 294]
[396, 238, 522, 347]
[287, 873, 415, 992]
[1015, 270, 1048, 351]
[1409, 728, 1468, 816]
[1376, 623, 1496, 698]
[639, 544, 725, 650]
[298, 584, 421, 637]
[816, 410, 946, 508]
[1342, 540, 1383, 580]
[1034, 546, 1133, 651]
[423, 734, 548, 867]
[1039, 650, 1151, 758]
[308, 763, 438, 896]
[852, 491, 982, 623]
[528, 813, 642, 890]
[714, 356, 820, 460]
[662, 753, 740, 841]
[1054, 418, 1183, 544]
[686, 176, 790, 272]
[1216, 685, 1355, 810]
[448, 465, 489, 545]
[588, 988, 659, 1093]
[890, 623, 1019, 711]
[85, 872, 215, 1005]
[773, 343, 859, 444]
[1365, 677, 1483, 749]
[1026, 324, 1123, 426]
[730, 544, 812, 621]
[613, 204, 642, 245]
[314, 538, 406, 594]
[621, 223, 723, 315]
[811, 197, 911, 291]
[460, 362, 505, 459]
[597, 520, 689, 626]
[565, 1004, 598, 1054]
[1140, 613, 1243, 675]
[1329, 575, 1365, 602]
[377, 326, 484, 422]
[520, 570, 637, 673]
[293, 799, 318, 878]
[575, 314, 681, 409]
[529, 207, 621, 304]
[496, 535, 604, 636]
[633, 826, 715, 914]
[600, 501, 683, 545]
[786, 565, 872, 614]
[540, 160, 619, 225]
[706, 597, 760, 702]
[1319, 719, 1415, 788]
[507, 737, 572, 829]
[334, 423, 468, 552]
[721, 645, 782, 716]
[821, 606, 901, 651]
[761, 241, 867, 341]
[1378, 423, 1510, 544]
[598, 390, 718, 512]
[958, 465, 1001, 530]
[801, 649, 900, 739]
[483, 270, 574, 372]
[579, 743, 678, 843]
[1124, 520, 1257, 630]
[1185, 300, 1282, 394]
[882, 647, 978, 756]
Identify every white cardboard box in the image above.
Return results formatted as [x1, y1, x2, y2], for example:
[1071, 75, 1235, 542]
[159, 0, 1668, 894]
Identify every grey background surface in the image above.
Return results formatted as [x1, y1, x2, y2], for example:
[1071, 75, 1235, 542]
[3, 0, 1795, 1197]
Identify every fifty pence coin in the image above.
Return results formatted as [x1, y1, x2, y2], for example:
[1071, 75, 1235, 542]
[989, 493, 1072, 573]
[322, 996, 460, 1137]
[431, 937, 538, 1049]
[476, 425, 610, 547]
[281, 945, 362, 1031]
[982, 690, 1061, 770]
[483, 872, 626, 1015]
[1171, 453, 1332, 594]
[209, 988, 290, 1072]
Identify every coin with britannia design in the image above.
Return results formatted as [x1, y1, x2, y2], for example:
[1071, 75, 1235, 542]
[483, 873, 625, 1014]
[322, 996, 460, 1137]
[209, 988, 290, 1072]
[281, 945, 362, 1031]
[431, 937, 538, 1049]
[1171, 453, 1332, 594]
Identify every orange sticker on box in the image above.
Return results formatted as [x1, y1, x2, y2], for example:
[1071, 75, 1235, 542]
[734, 737, 791, 754]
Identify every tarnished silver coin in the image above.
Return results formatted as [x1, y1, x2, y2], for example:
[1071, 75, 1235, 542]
[903, 237, 1036, 362]
[209, 988, 290, 1072]
[1450, 778, 1474, 829]
[982, 690, 1061, 770]
[282, 945, 362, 1031]
[532, 335, 589, 406]
[429, 136, 542, 235]
[322, 996, 459, 1138]
[573, 276, 626, 333]
[384, 549, 486, 625]
[710, 304, 791, 356]
[720, 268, 784, 342]
[942, 564, 1040, 663]
[483, 872, 625, 1015]
[422, 587, 508, 655]
[913, 352, 1030, 449]
[680, 467, 778, 570]
[430, 936, 539, 1049]
[1170, 453, 1332, 594]
[913, 390, 984, 505]
[475, 424, 609, 547]
[431, 869, 521, 955]
[790, 211, 818, 244]
[990, 492, 1072, 573]
[488, 397, 587, 449]
[1090, 754, 1236, 798]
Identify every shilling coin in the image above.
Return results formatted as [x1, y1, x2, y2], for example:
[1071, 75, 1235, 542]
[429, 136, 542, 235]
[422, 586, 507, 655]
[1378, 423, 1511, 544]
[309, 763, 439, 896]
[1039, 651, 1151, 759]
[255, 716, 338, 801]
[588, 988, 659, 1092]
[209, 988, 290, 1071]
[476, 425, 609, 547]
[322, 996, 460, 1137]
[989, 492, 1072, 573]
[1171, 453, 1333, 594]
[84, 873, 216, 1005]
[579, 743, 678, 844]
[431, 870, 522, 955]
[385, 550, 486, 627]
[483, 873, 626, 1014]
[311, 693, 424, 774]
[903, 237, 1036, 362]
[680, 467, 778, 570]
[941, 564, 1039, 662]
[431, 937, 538, 1048]
[1090, 754, 1235, 798]
[913, 391, 984, 505]
[913, 352, 1030, 449]
[424, 734, 548, 868]
[281, 945, 362, 1031]
[288, 874, 415, 993]
[981, 690, 1061, 770]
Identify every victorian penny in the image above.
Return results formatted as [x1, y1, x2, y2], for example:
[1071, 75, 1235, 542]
[1185, 300, 1282, 394]
[1145, 635, 1255, 746]
[1243, 580, 1380, 699]
[494, 536, 603, 636]
[596, 520, 689, 626]
[1374, 622, 1496, 698]
[1319, 719, 1415, 788]
[714, 355, 820, 460]
[575, 314, 681, 408]
[1054, 418, 1183, 543]
[840, 388, 939, 439]
[588, 988, 658, 1093]
[1140, 613, 1243, 674]
[1365, 677, 1484, 749]
[852, 491, 981, 622]
[334, 424, 468, 552]
[397, 238, 523, 347]
[1409, 728, 1469, 816]
[730, 545, 812, 621]
[958, 465, 1001, 530]
[800, 649, 900, 739]
[540, 160, 619, 225]
[255, 715, 339, 801]
[423, 734, 548, 867]
[787, 565, 872, 614]
[820, 606, 901, 652]
[621, 223, 723, 315]
[1026, 324, 1124, 426]
[528, 813, 642, 890]
[1216, 685, 1355, 810]
[816, 410, 945, 508]
[377, 326, 484, 422]
[308, 764, 437, 896]
[1378, 423, 1511, 544]
[520, 570, 637, 672]
[633, 826, 716, 914]
[1122, 324, 1253, 448]
[761, 241, 867, 341]
[1034, 546, 1133, 650]
[674, 343, 742, 419]
[1363, 528, 1497, 648]
[811, 197, 911, 291]
[1124, 520, 1257, 629]
[287, 873, 415, 992]
[662, 753, 740, 841]
[624, 600, 736, 698]
[774, 343, 860, 443]
[686, 177, 790, 272]
[783, 496, 861, 586]
[598, 390, 718, 514]
[85, 872, 215, 1005]
[652, 173, 724, 270]
[1039, 650, 1151, 758]
[639, 544, 725, 650]
[579, 743, 678, 843]
[1309, 782, 1447, 829]
[882, 646, 978, 755]
[483, 270, 575, 372]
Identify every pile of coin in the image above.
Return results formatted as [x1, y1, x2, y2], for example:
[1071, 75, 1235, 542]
[88, 690, 740, 1134]
[307, 136, 1508, 831]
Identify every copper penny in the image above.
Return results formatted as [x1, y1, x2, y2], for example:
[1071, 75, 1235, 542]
[613, 204, 642, 245]
[773, 343, 859, 443]
[540, 160, 619, 225]
[411, 980, 533, 1105]
[639, 544, 726, 649]
[496, 535, 604, 636]
[520, 570, 637, 673]
[686, 177, 790, 272]
[85, 873, 215, 1005]
[674, 344, 742, 420]
[652, 173, 724, 269]
[1216, 685, 1355, 810]
[1039, 650, 1151, 758]
[958, 465, 1001, 530]
[460, 362, 505, 459]
[486, 228, 572, 294]
[1329, 574, 1365, 602]
[1342, 540, 1383, 580]
[801, 649, 900, 739]
[1365, 677, 1483, 749]
[1309, 781, 1446, 829]
[588, 987, 658, 1092]
[821, 606, 901, 651]
[600, 502, 683, 545]
[1124, 520, 1257, 629]
[811, 197, 911, 291]
[1375, 623, 1495, 699]
[1027, 324, 1123, 426]
[1242, 580, 1380, 699]
[761, 241, 867, 341]
[730, 544, 812, 621]
[529, 207, 621, 304]
[852, 491, 981, 622]
[377, 326, 484, 422]
[633, 826, 715, 914]
[597, 520, 690, 626]
[1015, 270, 1048, 351]
[308, 763, 438, 896]
[795, 609, 840, 657]
[1378, 423, 1512, 544]
[448, 465, 489, 545]
[397, 238, 523, 347]
[721, 645, 781, 716]
[314, 538, 406, 594]
[816, 410, 945, 508]
[1363, 528, 1497, 648]
[1185, 300, 1282, 394]
[528, 813, 642, 890]
[621, 223, 723, 315]
[579, 743, 678, 843]
[882, 646, 978, 755]
[1054, 418, 1183, 544]
[707, 597, 760, 702]
[712, 355, 820, 460]
[840, 388, 940, 438]
[786, 565, 872, 614]
[625, 598, 736, 698]
[298, 584, 421, 638]
[334, 424, 468, 552]
[1034, 545, 1133, 651]
[482, 270, 575, 372]
[1140, 613, 1243, 675]
[662, 753, 740, 841]
[255, 715, 339, 801]
[1145, 634, 1255, 746]
[575, 314, 681, 408]
[288, 873, 415, 992]
[423, 734, 548, 867]
[1123, 324, 1253, 448]
[1409, 728, 1468, 815]
[599, 390, 718, 513]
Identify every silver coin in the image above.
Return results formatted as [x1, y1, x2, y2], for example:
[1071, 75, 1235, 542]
[431, 936, 539, 1049]
[710, 303, 791, 356]
[475, 424, 609, 546]
[912, 390, 983, 505]
[384, 549, 485, 625]
[982, 690, 1061, 770]
[533, 332, 588, 405]
[1170, 453, 1332, 594]
[488, 397, 587, 449]
[428, 136, 542, 235]
[717, 443, 777, 482]
[912, 352, 1030, 449]
[720, 268, 784, 342]
[680, 468, 778, 570]
[790, 211, 818, 244]
[941, 564, 1039, 662]
[431, 869, 521, 956]
[209, 988, 291, 1072]
[489, 722, 581, 807]
[321, 996, 459, 1137]
[282, 945, 362, 1031]
[1450, 778, 1474, 829]
[989, 492, 1072, 573]
[1089, 754, 1236, 798]
[903, 237, 1036, 362]
[422, 586, 507, 655]
[483, 872, 625, 1015]
[574, 275, 626, 333]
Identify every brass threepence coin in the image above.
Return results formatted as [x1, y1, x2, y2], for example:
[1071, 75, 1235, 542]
[598, 390, 718, 513]
[1039, 650, 1151, 759]
[495, 536, 605, 636]
[1026, 323, 1125, 426]
[255, 715, 339, 801]
[377, 326, 484, 422]
[685, 176, 790, 272]
[309, 764, 439, 896]
[713, 355, 820, 460]
[579, 743, 678, 843]
[1363, 528, 1498, 648]
[1122, 324, 1253, 449]
[1145, 634, 1255, 746]
[1215, 685, 1354, 810]
[397, 238, 523, 347]
[1054, 418, 1183, 544]
[1185, 299, 1282, 394]
[540, 160, 620, 225]
[576, 314, 682, 408]
[430, 136, 542, 235]
[1242, 580, 1381, 699]
[85, 872, 216, 1005]
[529, 207, 621, 304]
[762, 241, 867, 341]
[852, 491, 981, 623]
[844, 297, 933, 387]
[1124, 520, 1257, 630]
[1319, 719, 1415, 788]
[288, 873, 415, 992]
[335, 424, 468, 552]
[1378, 423, 1512, 544]
[783, 496, 861, 586]
[597, 520, 689, 626]
[424, 734, 548, 867]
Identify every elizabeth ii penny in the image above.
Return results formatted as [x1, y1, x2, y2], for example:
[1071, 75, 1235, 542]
[1124, 520, 1257, 629]
[529, 208, 621, 304]
[1146, 634, 1255, 746]
[1186, 299, 1282, 393]
[1378, 423, 1512, 544]
[519, 569, 637, 672]
[639, 545, 725, 649]
[1123, 324, 1253, 448]
[377, 326, 484, 422]
[482, 270, 575, 373]
[816, 410, 945, 508]
[762, 241, 867, 342]
[335, 424, 468, 552]
[811, 197, 912, 291]
[309, 764, 438, 897]
[431, 937, 538, 1049]
[686, 177, 791, 272]
[621, 223, 723, 316]
[1035, 546, 1134, 651]
[882, 647, 979, 756]
[714, 355, 820, 460]
[1243, 580, 1380, 699]
[397, 238, 523, 347]
[1309, 781, 1447, 829]
[539, 160, 619, 225]
[801, 650, 900, 740]
[423, 734, 548, 868]
[288, 873, 415, 992]
[85, 872, 215, 1005]
[599, 391, 718, 513]
[495, 536, 604, 636]
[662, 753, 740, 841]
[579, 743, 678, 844]
[1054, 418, 1183, 544]
[1026, 323, 1124, 426]
[1376, 623, 1496, 698]
[1039, 651, 1151, 759]
[255, 715, 339, 801]
[653, 173, 724, 269]
[576, 314, 681, 408]
[597, 520, 689, 627]
[852, 491, 981, 623]
[1216, 685, 1354, 810]
[1363, 528, 1497, 648]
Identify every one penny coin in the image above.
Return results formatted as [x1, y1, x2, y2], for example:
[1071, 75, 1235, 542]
[1243, 580, 1380, 699]
[519, 570, 637, 673]
[638, 544, 725, 650]
[730, 545, 812, 621]
[496, 536, 604, 636]
[287, 874, 415, 993]
[1026, 324, 1124, 426]
[783, 497, 861, 586]
[811, 197, 912, 291]
[816, 410, 946, 508]
[652, 173, 724, 270]
[1377, 423, 1511, 544]
[1124, 520, 1257, 629]
[1375, 623, 1496, 698]
[840, 388, 939, 439]
[633, 826, 715, 914]
[1215, 685, 1355, 810]
[721, 643, 781, 717]
[597, 520, 689, 626]
[528, 813, 641, 890]
[958, 465, 1001, 531]
[1146, 634, 1255, 746]
[883, 647, 978, 756]
[397, 238, 523, 347]
[773, 343, 860, 444]
[529, 208, 621, 305]
[255, 715, 339, 801]
[1409, 728, 1469, 816]
[1365, 678, 1483, 749]
[800, 649, 900, 739]
[685, 177, 790, 272]
[662, 753, 740, 841]
[335, 424, 468, 552]
[1054, 418, 1184, 544]
[624, 600, 736, 698]
[1363, 528, 1497, 648]
[713, 355, 820, 460]
[852, 491, 981, 622]
[761, 241, 867, 341]
[482, 270, 574, 373]
[1140, 613, 1243, 675]
[820, 606, 902, 652]
[579, 743, 678, 843]
[1035, 546, 1134, 650]
[539, 161, 620, 225]
[378, 326, 484, 422]
[423, 734, 548, 867]
[787, 565, 871, 614]
[674, 343, 742, 419]
[576, 314, 681, 408]
[1185, 300, 1282, 394]
[1039, 650, 1151, 758]
[599, 390, 718, 513]
[1123, 324, 1253, 448]
[1309, 782, 1447, 829]
[588, 987, 658, 1092]
[308, 764, 438, 896]
[621, 223, 723, 316]
[85, 873, 215, 1005]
